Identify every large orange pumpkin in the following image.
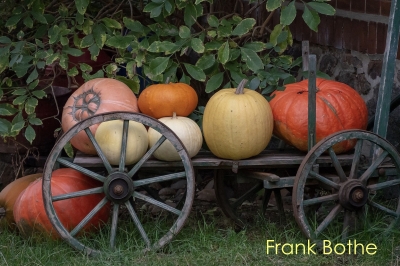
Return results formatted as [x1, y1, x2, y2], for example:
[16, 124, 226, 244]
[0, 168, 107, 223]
[13, 168, 110, 239]
[0, 173, 42, 229]
[62, 78, 139, 154]
[138, 82, 198, 118]
[269, 78, 368, 153]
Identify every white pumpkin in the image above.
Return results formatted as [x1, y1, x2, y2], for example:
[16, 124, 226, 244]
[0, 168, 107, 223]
[95, 120, 148, 165]
[148, 113, 203, 161]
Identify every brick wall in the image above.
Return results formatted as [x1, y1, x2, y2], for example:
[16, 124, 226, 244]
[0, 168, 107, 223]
[286, 0, 398, 58]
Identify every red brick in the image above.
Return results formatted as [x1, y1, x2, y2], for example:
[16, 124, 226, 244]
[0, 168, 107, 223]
[376, 23, 388, 54]
[351, 0, 366, 13]
[366, 0, 381, 15]
[333, 16, 344, 49]
[337, 0, 351, 10]
[380, 0, 392, 16]
[342, 17, 353, 50]
[367, 22, 377, 54]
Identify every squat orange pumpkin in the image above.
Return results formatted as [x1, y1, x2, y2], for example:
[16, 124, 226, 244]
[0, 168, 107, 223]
[269, 78, 368, 153]
[13, 168, 110, 239]
[138, 82, 198, 118]
[62, 78, 139, 154]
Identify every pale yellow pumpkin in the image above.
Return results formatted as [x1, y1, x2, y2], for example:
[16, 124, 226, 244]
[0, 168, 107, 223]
[202, 80, 274, 160]
[95, 120, 148, 165]
[148, 113, 203, 161]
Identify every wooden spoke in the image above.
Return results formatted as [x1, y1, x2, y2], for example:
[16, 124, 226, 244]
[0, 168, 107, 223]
[315, 204, 343, 237]
[309, 171, 341, 190]
[70, 197, 109, 237]
[367, 179, 400, 192]
[368, 200, 399, 217]
[133, 171, 186, 187]
[57, 157, 106, 183]
[84, 128, 113, 175]
[125, 200, 151, 248]
[359, 151, 389, 182]
[133, 192, 181, 215]
[110, 204, 119, 249]
[127, 136, 167, 178]
[119, 120, 129, 172]
[328, 147, 347, 182]
[302, 193, 339, 207]
[341, 210, 352, 242]
[349, 139, 363, 179]
[52, 187, 104, 202]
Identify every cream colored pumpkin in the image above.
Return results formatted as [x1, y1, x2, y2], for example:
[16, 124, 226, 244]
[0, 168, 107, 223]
[202, 79, 274, 160]
[95, 120, 148, 165]
[148, 113, 203, 161]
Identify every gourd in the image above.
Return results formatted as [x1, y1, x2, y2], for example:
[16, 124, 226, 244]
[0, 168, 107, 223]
[202, 80, 274, 160]
[13, 168, 110, 239]
[95, 120, 148, 165]
[148, 112, 203, 161]
[62, 78, 139, 154]
[269, 78, 368, 153]
[0, 173, 42, 229]
[138, 82, 198, 119]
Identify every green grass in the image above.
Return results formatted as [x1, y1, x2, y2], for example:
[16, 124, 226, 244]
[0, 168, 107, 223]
[1, 210, 400, 266]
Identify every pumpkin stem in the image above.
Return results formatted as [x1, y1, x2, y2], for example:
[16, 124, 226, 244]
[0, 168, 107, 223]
[165, 76, 171, 84]
[0, 207, 5, 219]
[235, 79, 248, 94]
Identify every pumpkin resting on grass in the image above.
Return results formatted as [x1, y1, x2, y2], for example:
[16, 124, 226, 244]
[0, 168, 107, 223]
[269, 78, 368, 153]
[0, 173, 42, 230]
[61, 78, 139, 155]
[202, 79, 274, 160]
[13, 168, 110, 239]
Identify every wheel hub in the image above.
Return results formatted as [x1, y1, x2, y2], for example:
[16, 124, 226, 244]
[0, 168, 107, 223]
[339, 180, 368, 210]
[104, 172, 134, 203]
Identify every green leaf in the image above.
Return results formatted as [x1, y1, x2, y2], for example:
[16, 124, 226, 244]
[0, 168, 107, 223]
[191, 38, 205, 53]
[0, 119, 11, 134]
[123, 17, 145, 33]
[115, 76, 140, 94]
[75, 0, 90, 15]
[63, 47, 84, 57]
[12, 89, 27, 96]
[266, 0, 284, 11]
[218, 42, 230, 65]
[79, 63, 92, 72]
[101, 18, 122, 29]
[11, 121, 25, 132]
[25, 125, 35, 144]
[184, 3, 197, 27]
[240, 48, 263, 72]
[280, 1, 296, 25]
[307, 2, 336, 15]
[205, 72, 224, 93]
[270, 24, 283, 46]
[28, 79, 39, 90]
[105, 36, 132, 49]
[0, 104, 18, 116]
[179, 26, 191, 39]
[184, 63, 206, 82]
[144, 2, 163, 18]
[13, 95, 27, 105]
[147, 41, 178, 54]
[149, 57, 169, 76]
[26, 68, 38, 84]
[232, 18, 256, 36]
[196, 54, 215, 70]
[67, 67, 79, 76]
[31, 11, 47, 24]
[207, 15, 219, 28]
[93, 24, 107, 48]
[23, 15, 33, 28]
[125, 61, 136, 79]
[32, 90, 46, 99]
[63, 141, 75, 158]
[0, 55, 9, 74]
[25, 97, 38, 115]
[0, 37, 11, 44]
[302, 6, 320, 32]
[243, 42, 266, 52]
[5, 14, 22, 27]
[29, 117, 43, 125]
[81, 34, 94, 48]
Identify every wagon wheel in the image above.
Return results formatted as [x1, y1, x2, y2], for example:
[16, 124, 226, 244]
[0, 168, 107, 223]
[293, 129, 400, 243]
[214, 169, 266, 228]
[42, 111, 195, 256]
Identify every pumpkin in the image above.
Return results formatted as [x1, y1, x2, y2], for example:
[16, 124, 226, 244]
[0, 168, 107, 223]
[202, 80, 274, 160]
[148, 112, 203, 161]
[95, 120, 148, 165]
[13, 168, 110, 239]
[138, 82, 198, 119]
[269, 78, 368, 153]
[0, 173, 42, 229]
[62, 78, 139, 155]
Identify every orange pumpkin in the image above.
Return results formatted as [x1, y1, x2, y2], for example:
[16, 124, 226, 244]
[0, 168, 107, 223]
[62, 78, 139, 154]
[138, 82, 198, 118]
[0, 173, 42, 229]
[269, 78, 368, 153]
[13, 168, 110, 239]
